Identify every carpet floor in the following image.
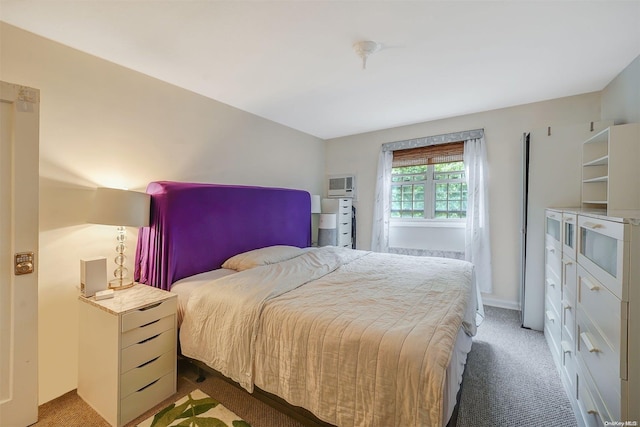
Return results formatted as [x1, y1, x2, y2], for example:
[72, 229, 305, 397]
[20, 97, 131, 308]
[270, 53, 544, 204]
[457, 306, 577, 427]
[34, 306, 577, 427]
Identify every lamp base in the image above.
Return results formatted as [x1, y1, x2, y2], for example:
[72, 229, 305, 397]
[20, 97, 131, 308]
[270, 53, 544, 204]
[108, 278, 134, 291]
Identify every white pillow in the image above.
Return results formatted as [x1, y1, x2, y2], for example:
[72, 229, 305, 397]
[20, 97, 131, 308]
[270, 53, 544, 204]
[222, 245, 305, 271]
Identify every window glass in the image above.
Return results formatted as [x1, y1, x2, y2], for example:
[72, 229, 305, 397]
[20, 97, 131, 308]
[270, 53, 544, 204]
[391, 161, 467, 220]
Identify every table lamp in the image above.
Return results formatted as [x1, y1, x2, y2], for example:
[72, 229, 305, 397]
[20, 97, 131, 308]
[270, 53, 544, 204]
[87, 187, 150, 290]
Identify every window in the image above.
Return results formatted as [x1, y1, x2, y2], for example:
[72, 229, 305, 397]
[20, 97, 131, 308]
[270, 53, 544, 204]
[390, 142, 467, 220]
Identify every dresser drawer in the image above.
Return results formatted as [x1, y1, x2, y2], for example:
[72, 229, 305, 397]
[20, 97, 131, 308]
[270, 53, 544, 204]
[121, 328, 175, 373]
[337, 230, 351, 246]
[561, 340, 577, 393]
[337, 220, 351, 233]
[577, 216, 626, 300]
[544, 299, 561, 357]
[336, 198, 352, 214]
[121, 314, 174, 349]
[576, 361, 609, 427]
[577, 312, 622, 420]
[120, 371, 175, 426]
[337, 211, 352, 227]
[122, 298, 177, 333]
[545, 241, 562, 277]
[120, 351, 174, 399]
[545, 267, 562, 315]
[561, 297, 576, 344]
[321, 198, 352, 215]
[577, 266, 626, 357]
[562, 257, 577, 300]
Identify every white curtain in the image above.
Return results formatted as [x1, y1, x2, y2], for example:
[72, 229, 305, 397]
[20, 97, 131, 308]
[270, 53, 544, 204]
[464, 137, 493, 295]
[370, 149, 393, 252]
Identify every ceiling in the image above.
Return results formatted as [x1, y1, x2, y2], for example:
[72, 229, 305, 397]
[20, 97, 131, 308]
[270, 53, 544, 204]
[1, 1, 639, 139]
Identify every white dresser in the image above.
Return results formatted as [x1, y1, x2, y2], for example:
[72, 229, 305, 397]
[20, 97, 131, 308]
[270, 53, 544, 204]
[544, 209, 639, 426]
[78, 284, 177, 427]
[544, 209, 563, 362]
[321, 198, 353, 248]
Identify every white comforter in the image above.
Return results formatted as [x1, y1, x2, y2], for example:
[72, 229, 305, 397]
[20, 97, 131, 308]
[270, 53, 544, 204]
[180, 247, 476, 427]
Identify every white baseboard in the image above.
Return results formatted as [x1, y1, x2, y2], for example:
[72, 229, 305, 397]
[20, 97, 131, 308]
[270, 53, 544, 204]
[480, 295, 521, 311]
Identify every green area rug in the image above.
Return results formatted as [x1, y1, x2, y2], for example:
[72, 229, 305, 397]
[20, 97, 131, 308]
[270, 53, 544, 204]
[137, 389, 251, 427]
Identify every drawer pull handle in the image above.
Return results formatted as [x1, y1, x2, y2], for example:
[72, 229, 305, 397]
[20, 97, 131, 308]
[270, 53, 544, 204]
[546, 246, 555, 254]
[561, 341, 572, 354]
[138, 333, 161, 345]
[137, 378, 160, 393]
[580, 332, 598, 353]
[139, 302, 162, 311]
[587, 409, 598, 416]
[137, 356, 161, 369]
[562, 259, 573, 266]
[583, 222, 603, 230]
[545, 311, 555, 322]
[546, 279, 556, 288]
[582, 278, 599, 291]
[562, 300, 571, 310]
[140, 319, 160, 328]
[564, 217, 574, 223]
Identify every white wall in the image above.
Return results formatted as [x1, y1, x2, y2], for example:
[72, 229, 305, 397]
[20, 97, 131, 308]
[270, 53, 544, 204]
[601, 54, 640, 125]
[389, 223, 465, 252]
[326, 93, 602, 309]
[0, 23, 325, 404]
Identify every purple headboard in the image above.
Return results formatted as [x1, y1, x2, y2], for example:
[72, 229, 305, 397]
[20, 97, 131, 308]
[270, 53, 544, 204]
[134, 181, 311, 290]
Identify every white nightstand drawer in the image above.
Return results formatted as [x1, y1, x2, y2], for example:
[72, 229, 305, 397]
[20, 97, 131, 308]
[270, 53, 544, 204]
[121, 314, 174, 349]
[321, 198, 352, 215]
[120, 371, 175, 426]
[337, 221, 351, 233]
[121, 329, 175, 373]
[120, 351, 174, 399]
[122, 298, 177, 333]
[577, 266, 625, 356]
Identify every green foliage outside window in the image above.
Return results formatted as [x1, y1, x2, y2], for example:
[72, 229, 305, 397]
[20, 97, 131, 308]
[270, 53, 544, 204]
[391, 161, 467, 219]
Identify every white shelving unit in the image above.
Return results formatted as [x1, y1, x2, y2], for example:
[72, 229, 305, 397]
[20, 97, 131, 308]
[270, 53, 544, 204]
[581, 124, 640, 212]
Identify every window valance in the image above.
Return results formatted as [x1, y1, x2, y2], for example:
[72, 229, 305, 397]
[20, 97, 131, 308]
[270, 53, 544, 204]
[382, 128, 484, 152]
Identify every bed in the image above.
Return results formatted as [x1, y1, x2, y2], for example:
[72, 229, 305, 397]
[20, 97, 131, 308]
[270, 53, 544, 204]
[134, 181, 479, 427]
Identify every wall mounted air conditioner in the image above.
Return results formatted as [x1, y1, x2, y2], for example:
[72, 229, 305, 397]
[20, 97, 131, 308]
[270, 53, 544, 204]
[327, 175, 355, 198]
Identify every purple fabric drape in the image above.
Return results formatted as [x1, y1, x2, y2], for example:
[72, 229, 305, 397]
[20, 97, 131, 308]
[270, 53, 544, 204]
[134, 181, 312, 290]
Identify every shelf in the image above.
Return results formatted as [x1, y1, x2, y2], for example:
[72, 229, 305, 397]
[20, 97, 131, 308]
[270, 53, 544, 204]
[581, 124, 640, 214]
[582, 176, 608, 183]
[583, 155, 609, 167]
[583, 127, 609, 145]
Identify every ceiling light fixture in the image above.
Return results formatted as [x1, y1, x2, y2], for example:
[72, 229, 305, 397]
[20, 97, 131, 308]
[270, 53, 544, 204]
[353, 40, 381, 70]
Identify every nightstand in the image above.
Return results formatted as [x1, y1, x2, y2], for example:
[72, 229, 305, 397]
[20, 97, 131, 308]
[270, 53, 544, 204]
[78, 284, 177, 427]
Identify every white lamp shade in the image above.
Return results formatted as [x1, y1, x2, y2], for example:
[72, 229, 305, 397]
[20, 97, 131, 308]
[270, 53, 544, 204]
[318, 213, 337, 229]
[87, 187, 150, 227]
[311, 195, 321, 214]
